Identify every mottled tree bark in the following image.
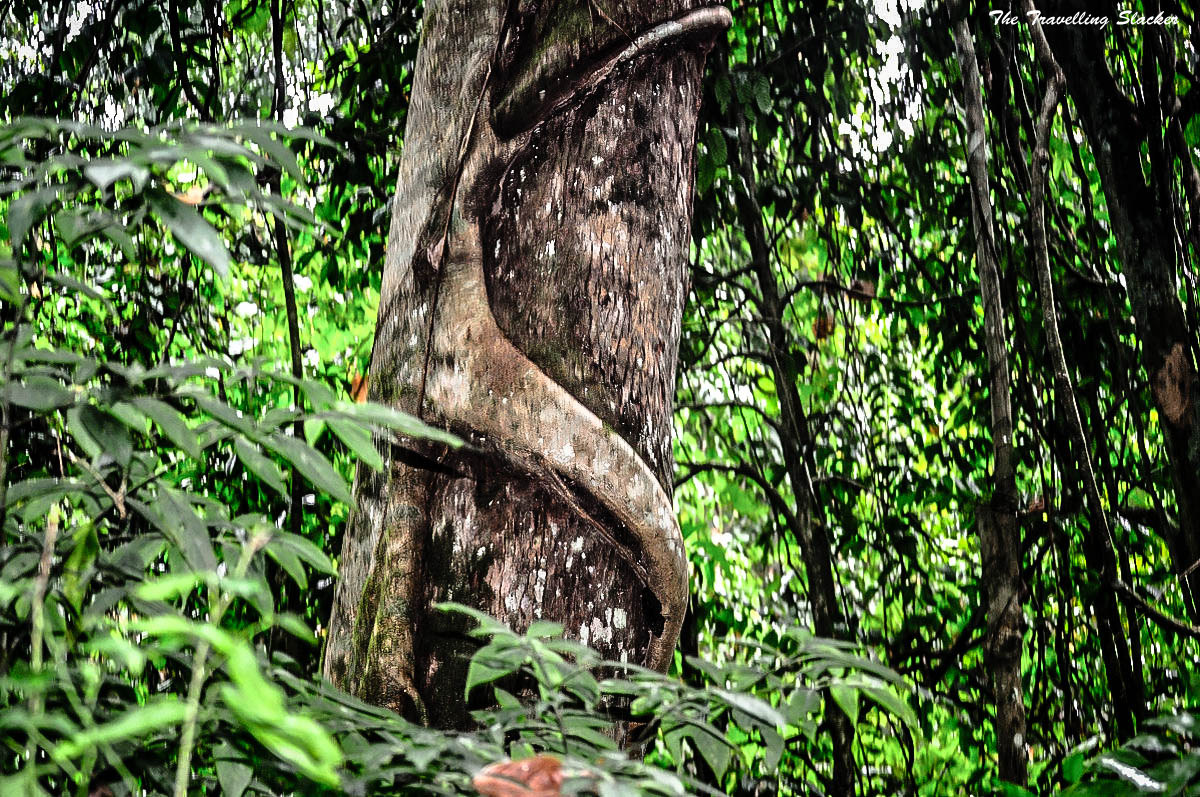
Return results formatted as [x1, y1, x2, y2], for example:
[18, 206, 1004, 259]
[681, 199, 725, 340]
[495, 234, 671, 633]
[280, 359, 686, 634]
[951, 6, 1027, 786]
[323, 0, 728, 725]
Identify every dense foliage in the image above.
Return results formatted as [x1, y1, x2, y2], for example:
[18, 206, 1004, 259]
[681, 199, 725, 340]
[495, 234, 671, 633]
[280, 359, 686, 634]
[1, 0, 1198, 795]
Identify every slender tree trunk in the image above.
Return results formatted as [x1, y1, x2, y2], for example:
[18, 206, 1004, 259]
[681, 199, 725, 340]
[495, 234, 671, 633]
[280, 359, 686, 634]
[951, 5, 1027, 785]
[1040, 0, 1200, 625]
[717, 52, 856, 795]
[323, 0, 728, 725]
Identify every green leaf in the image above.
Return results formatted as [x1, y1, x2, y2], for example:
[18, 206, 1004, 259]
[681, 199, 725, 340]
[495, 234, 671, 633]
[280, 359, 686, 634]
[215, 743, 253, 797]
[303, 417, 326, 446]
[193, 394, 259, 438]
[762, 726, 784, 773]
[707, 127, 727, 167]
[108, 399, 150, 435]
[265, 531, 335, 575]
[6, 477, 85, 510]
[466, 657, 517, 699]
[132, 615, 341, 787]
[1093, 753, 1163, 791]
[863, 684, 919, 731]
[62, 522, 99, 612]
[437, 601, 510, 636]
[53, 700, 188, 759]
[325, 402, 463, 448]
[135, 572, 207, 602]
[235, 438, 288, 498]
[0, 259, 19, 302]
[83, 158, 149, 191]
[151, 488, 217, 572]
[263, 432, 352, 504]
[714, 76, 731, 114]
[1065, 736, 1102, 784]
[8, 186, 57, 253]
[236, 125, 305, 181]
[752, 73, 772, 114]
[6, 375, 74, 411]
[273, 612, 317, 644]
[76, 405, 132, 466]
[683, 725, 733, 781]
[714, 689, 785, 730]
[149, 191, 232, 279]
[526, 620, 565, 639]
[328, 418, 382, 470]
[829, 684, 859, 726]
[265, 537, 307, 590]
[84, 636, 146, 674]
[132, 397, 202, 459]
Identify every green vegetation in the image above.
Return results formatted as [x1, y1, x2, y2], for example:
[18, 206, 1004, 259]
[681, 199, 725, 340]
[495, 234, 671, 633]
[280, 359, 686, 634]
[2, 0, 1199, 795]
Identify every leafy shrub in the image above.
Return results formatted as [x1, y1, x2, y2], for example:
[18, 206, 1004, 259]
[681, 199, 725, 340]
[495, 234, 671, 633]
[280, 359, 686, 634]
[0, 118, 918, 795]
[1058, 711, 1200, 796]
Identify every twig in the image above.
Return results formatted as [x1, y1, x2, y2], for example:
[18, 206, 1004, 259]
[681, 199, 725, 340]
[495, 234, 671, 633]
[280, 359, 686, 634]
[271, 0, 306, 538]
[1113, 580, 1200, 639]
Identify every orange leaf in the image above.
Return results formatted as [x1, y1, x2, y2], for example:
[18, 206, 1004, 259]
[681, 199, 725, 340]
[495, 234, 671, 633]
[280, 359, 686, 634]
[349, 371, 369, 403]
[170, 185, 208, 205]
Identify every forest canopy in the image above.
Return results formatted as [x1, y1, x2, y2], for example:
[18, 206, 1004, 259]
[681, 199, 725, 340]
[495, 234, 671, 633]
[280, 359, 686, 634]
[1, 0, 1199, 795]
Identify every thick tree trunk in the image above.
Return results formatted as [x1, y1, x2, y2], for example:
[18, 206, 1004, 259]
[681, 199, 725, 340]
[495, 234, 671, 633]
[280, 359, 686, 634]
[323, 0, 728, 725]
[951, 7, 1027, 786]
[1022, 2, 1145, 739]
[1040, 0, 1200, 625]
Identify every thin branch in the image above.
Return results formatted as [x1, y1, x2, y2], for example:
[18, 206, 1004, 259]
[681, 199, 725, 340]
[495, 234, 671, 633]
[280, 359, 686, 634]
[1113, 580, 1200, 639]
[272, 0, 306, 537]
[1023, 0, 1115, 557]
[674, 460, 803, 542]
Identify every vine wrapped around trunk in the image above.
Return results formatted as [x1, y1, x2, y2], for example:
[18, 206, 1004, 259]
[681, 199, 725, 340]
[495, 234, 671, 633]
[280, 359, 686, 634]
[323, 0, 728, 725]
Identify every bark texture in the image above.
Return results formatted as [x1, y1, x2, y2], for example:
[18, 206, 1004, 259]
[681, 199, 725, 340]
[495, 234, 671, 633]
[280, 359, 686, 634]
[951, 6, 1027, 785]
[1022, 2, 1144, 738]
[323, 0, 728, 725]
[1040, 0, 1200, 625]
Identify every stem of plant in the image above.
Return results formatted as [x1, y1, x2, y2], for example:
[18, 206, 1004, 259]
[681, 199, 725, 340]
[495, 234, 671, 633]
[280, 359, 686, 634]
[24, 505, 61, 768]
[172, 530, 269, 797]
[29, 506, 61, 710]
[172, 639, 212, 797]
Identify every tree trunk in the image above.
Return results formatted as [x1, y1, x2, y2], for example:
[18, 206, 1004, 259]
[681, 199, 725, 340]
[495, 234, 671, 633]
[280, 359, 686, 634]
[1040, 0, 1200, 625]
[322, 0, 729, 726]
[1021, 3, 1144, 738]
[951, 6, 1027, 785]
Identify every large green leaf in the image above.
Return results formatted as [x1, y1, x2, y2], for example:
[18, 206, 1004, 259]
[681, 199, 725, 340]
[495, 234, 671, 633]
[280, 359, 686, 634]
[148, 190, 232, 279]
[263, 432, 352, 504]
[234, 438, 288, 498]
[53, 700, 188, 760]
[131, 397, 202, 459]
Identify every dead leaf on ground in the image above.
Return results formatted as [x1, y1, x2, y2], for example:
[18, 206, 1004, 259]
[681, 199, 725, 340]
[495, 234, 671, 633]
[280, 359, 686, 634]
[472, 755, 565, 797]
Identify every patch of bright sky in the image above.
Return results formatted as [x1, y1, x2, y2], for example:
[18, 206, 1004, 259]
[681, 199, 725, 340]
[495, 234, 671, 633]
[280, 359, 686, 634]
[836, 0, 926, 157]
[2, 0, 341, 134]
